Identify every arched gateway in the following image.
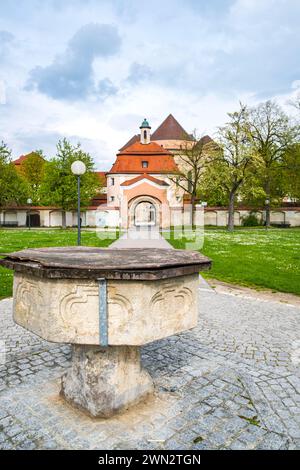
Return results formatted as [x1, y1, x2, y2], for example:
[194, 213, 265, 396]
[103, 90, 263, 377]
[128, 196, 160, 227]
[106, 118, 186, 229]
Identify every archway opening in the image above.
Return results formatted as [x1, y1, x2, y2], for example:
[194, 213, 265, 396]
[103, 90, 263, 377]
[134, 201, 156, 226]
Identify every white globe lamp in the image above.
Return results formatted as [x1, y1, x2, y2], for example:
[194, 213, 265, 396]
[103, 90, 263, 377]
[71, 160, 86, 176]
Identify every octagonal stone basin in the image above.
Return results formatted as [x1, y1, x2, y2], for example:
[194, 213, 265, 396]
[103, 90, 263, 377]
[0, 247, 211, 417]
[0, 247, 211, 346]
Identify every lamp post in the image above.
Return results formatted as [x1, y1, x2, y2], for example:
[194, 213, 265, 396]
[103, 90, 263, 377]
[71, 161, 86, 246]
[27, 198, 32, 230]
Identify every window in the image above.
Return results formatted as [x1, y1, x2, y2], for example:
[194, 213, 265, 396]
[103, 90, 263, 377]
[142, 161, 148, 168]
[110, 196, 115, 202]
[111, 177, 115, 186]
[143, 130, 147, 140]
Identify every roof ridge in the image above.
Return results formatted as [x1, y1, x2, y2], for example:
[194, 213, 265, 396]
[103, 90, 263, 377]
[121, 173, 169, 186]
[117, 140, 172, 156]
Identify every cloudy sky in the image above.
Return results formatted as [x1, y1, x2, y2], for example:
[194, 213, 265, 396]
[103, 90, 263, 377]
[1, 0, 300, 170]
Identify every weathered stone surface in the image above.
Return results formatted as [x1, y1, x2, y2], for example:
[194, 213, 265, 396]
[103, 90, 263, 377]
[61, 345, 153, 417]
[0, 247, 211, 280]
[12, 272, 199, 345]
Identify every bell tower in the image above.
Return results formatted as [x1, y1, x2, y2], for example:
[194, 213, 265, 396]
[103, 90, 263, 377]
[140, 118, 151, 144]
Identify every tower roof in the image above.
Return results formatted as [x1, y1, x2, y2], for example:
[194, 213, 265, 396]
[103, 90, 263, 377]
[140, 118, 151, 129]
[151, 114, 193, 141]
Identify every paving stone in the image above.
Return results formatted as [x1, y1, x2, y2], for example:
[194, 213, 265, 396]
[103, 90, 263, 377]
[0, 288, 299, 450]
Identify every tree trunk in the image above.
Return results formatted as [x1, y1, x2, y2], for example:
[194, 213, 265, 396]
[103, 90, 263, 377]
[265, 179, 271, 228]
[227, 191, 235, 232]
[62, 210, 66, 229]
[191, 194, 196, 228]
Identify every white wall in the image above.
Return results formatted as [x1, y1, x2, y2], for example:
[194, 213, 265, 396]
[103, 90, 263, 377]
[95, 209, 119, 227]
[204, 209, 300, 227]
[1, 208, 299, 227]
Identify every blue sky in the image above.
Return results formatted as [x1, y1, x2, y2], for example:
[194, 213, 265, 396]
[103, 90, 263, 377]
[0, 0, 300, 169]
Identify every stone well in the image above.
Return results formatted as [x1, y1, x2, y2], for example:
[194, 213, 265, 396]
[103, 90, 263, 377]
[0, 247, 211, 417]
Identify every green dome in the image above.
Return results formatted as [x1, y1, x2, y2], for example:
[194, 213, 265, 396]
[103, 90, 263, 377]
[140, 118, 151, 129]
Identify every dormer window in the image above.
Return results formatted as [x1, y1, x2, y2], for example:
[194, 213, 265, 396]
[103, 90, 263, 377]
[142, 161, 148, 168]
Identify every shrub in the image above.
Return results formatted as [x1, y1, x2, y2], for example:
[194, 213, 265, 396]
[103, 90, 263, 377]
[242, 212, 262, 227]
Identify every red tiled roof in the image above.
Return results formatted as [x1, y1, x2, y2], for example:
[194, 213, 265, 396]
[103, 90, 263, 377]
[90, 192, 107, 206]
[108, 155, 179, 174]
[13, 152, 45, 166]
[119, 134, 139, 151]
[109, 141, 179, 174]
[151, 114, 194, 141]
[121, 173, 169, 187]
[13, 155, 28, 165]
[95, 171, 106, 185]
[118, 140, 172, 156]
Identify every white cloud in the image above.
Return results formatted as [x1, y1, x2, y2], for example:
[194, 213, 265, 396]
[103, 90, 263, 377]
[0, 0, 299, 170]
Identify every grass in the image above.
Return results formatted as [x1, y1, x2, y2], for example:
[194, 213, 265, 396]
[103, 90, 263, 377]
[1, 227, 300, 299]
[0, 228, 119, 299]
[238, 415, 261, 427]
[166, 227, 300, 296]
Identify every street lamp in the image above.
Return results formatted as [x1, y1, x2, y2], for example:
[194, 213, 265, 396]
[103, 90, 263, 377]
[71, 160, 86, 246]
[27, 198, 32, 230]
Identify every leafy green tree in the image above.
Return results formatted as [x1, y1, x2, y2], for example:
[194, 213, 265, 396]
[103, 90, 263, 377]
[281, 143, 300, 202]
[198, 160, 229, 207]
[247, 100, 299, 226]
[240, 159, 287, 209]
[170, 132, 216, 225]
[39, 139, 100, 228]
[0, 141, 29, 209]
[19, 151, 45, 204]
[214, 104, 254, 231]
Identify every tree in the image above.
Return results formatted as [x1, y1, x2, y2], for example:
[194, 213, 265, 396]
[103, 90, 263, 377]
[0, 141, 28, 209]
[39, 139, 100, 228]
[170, 132, 216, 225]
[19, 151, 45, 204]
[215, 104, 254, 231]
[281, 143, 300, 202]
[247, 100, 299, 226]
[240, 159, 286, 209]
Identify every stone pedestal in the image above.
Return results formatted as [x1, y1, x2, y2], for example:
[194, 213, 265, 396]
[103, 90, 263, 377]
[0, 247, 211, 417]
[61, 345, 153, 418]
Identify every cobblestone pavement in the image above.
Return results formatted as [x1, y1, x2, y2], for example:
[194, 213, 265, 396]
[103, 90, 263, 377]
[0, 282, 299, 450]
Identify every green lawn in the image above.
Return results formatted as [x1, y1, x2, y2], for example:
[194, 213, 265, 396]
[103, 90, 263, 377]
[0, 229, 119, 299]
[166, 227, 300, 296]
[1, 227, 300, 299]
